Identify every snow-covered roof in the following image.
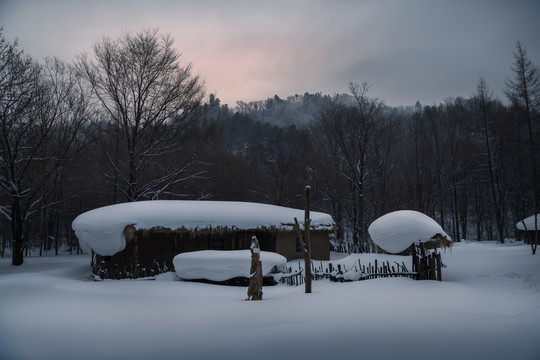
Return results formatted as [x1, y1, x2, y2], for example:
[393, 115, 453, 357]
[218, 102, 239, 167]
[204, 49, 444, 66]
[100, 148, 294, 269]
[72, 200, 335, 256]
[516, 214, 540, 231]
[173, 250, 287, 282]
[368, 210, 451, 254]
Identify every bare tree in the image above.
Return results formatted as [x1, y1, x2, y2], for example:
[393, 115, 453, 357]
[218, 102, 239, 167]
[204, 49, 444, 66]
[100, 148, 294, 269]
[313, 83, 384, 251]
[505, 41, 540, 253]
[77, 28, 206, 201]
[310, 100, 348, 243]
[0, 31, 90, 265]
[474, 78, 505, 244]
[38, 58, 97, 255]
[0, 30, 49, 265]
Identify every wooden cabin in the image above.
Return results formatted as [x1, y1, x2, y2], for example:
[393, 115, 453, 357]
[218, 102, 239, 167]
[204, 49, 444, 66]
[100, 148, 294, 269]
[72, 200, 334, 279]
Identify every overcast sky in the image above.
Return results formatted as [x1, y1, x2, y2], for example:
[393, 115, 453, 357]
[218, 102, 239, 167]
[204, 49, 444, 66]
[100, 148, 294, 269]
[1, 0, 539, 107]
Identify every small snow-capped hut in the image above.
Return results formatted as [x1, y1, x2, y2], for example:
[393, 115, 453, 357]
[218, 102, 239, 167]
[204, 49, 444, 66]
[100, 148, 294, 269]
[368, 210, 451, 280]
[72, 200, 334, 279]
[368, 210, 451, 254]
[516, 214, 540, 245]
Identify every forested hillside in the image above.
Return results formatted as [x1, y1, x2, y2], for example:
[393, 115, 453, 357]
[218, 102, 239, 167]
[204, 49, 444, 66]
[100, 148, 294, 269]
[1, 29, 538, 262]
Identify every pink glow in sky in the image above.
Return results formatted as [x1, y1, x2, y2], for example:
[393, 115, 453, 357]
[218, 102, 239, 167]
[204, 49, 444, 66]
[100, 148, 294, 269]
[1, 0, 539, 107]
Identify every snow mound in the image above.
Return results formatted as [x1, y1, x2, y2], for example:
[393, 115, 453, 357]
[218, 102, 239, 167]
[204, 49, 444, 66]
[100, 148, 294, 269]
[368, 210, 450, 254]
[173, 250, 287, 282]
[516, 214, 540, 231]
[72, 200, 334, 256]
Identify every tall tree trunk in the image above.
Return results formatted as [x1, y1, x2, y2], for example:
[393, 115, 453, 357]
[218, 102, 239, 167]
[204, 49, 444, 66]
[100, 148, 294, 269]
[128, 153, 137, 202]
[460, 184, 468, 241]
[1, 216, 7, 258]
[11, 197, 24, 266]
[452, 186, 460, 242]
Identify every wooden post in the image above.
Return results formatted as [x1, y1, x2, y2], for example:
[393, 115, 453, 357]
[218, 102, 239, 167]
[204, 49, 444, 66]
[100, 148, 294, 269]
[293, 166, 314, 294]
[436, 253, 442, 281]
[293, 217, 311, 293]
[133, 234, 139, 280]
[304, 166, 313, 293]
[246, 236, 263, 300]
[411, 244, 418, 274]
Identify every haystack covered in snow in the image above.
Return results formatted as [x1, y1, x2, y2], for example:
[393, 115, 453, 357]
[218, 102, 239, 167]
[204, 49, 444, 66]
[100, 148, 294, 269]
[368, 210, 451, 254]
[72, 200, 334, 279]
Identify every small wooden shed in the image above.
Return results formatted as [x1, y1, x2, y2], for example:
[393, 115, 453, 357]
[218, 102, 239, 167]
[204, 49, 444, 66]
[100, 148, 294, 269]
[368, 210, 452, 281]
[72, 200, 334, 279]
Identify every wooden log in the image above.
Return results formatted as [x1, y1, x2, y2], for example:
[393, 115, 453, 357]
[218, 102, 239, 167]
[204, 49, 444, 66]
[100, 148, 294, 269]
[417, 260, 424, 280]
[246, 236, 263, 300]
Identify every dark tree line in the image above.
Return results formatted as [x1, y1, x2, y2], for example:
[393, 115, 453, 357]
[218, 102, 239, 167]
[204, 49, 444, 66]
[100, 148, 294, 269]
[1, 28, 539, 264]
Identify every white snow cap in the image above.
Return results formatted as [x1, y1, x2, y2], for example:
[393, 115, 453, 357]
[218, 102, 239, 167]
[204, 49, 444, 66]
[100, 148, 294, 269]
[516, 214, 540, 231]
[368, 210, 450, 254]
[173, 250, 286, 282]
[72, 200, 334, 256]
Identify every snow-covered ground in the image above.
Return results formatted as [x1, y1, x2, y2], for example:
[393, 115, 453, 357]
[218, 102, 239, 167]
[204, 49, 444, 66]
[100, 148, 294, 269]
[1, 241, 539, 360]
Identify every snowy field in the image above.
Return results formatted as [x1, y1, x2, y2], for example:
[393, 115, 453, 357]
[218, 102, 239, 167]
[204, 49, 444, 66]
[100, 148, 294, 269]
[1, 241, 539, 360]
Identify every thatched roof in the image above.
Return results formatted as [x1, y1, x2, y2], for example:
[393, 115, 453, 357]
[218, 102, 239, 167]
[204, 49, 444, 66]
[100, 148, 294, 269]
[422, 233, 453, 250]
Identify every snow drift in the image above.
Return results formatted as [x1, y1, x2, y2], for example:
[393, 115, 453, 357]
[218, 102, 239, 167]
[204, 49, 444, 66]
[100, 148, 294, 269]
[368, 210, 451, 253]
[173, 250, 287, 282]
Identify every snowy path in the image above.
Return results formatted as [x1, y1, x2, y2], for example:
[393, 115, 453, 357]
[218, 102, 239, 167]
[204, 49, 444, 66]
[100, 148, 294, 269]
[1, 241, 539, 360]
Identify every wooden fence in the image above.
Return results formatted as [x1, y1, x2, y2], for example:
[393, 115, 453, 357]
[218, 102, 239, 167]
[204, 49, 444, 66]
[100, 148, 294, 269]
[278, 244, 443, 286]
[278, 259, 417, 286]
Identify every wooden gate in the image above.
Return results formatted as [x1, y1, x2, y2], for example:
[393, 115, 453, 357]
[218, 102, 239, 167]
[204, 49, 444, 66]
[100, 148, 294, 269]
[412, 243, 442, 281]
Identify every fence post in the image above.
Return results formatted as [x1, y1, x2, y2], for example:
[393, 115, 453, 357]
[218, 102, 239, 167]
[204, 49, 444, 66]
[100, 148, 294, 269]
[436, 253, 442, 281]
